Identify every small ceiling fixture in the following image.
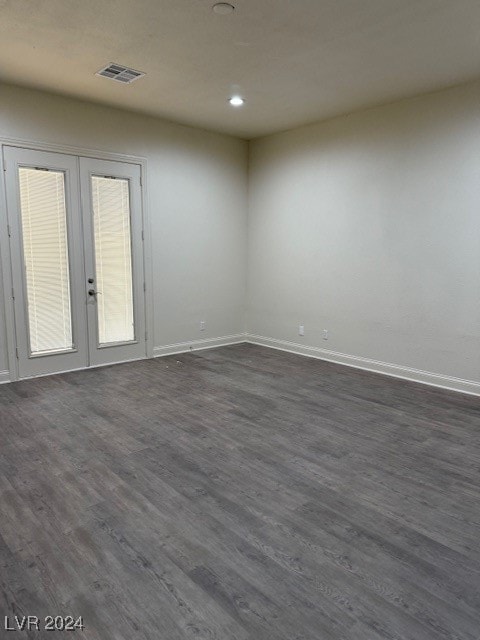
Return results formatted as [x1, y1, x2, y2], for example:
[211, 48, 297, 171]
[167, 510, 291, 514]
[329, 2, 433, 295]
[229, 96, 245, 107]
[96, 63, 145, 84]
[213, 2, 235, 15]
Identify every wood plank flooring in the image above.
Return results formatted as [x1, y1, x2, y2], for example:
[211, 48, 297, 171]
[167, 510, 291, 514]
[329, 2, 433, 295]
[0, 343, 479, 639]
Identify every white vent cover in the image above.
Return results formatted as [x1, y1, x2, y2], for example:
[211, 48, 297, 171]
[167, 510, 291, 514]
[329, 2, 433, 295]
[96, 63, 145, 84]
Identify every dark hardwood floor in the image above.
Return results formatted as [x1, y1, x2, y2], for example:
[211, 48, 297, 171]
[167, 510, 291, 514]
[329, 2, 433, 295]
[0, 343, 479, 639]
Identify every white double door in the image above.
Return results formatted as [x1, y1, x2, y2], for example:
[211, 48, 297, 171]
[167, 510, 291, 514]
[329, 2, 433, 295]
[4, 147, 146, 379]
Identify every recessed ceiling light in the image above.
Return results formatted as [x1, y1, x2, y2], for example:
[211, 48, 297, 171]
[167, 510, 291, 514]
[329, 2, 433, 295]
[213, 3, 235, 15]
[229, 96, 245, 107]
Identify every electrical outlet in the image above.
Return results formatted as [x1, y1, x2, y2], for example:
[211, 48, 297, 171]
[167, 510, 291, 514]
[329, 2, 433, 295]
[323, 329, 328, 340]
[299, 324, 305, 336]
[200, 321, 206, 331]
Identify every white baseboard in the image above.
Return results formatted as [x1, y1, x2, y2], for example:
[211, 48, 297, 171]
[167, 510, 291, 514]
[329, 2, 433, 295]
[153, 334, 246, 358]
[2, 333, 478, 397]
[245, 334, 480, 397]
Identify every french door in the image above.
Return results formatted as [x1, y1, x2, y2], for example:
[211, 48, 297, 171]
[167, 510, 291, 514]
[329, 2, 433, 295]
[4, 146, 146, 379]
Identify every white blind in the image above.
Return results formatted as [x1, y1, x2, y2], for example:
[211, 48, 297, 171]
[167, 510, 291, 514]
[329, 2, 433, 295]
[91, 176, 134, 345]
[19, 167, 73, 355]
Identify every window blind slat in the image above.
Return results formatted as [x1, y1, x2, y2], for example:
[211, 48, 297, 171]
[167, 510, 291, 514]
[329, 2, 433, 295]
[91, 176, 134, 345]
[19, 168, 73, 355]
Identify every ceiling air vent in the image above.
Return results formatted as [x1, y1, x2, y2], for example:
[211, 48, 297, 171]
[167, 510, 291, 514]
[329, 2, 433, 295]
[96, 63, 145, 84]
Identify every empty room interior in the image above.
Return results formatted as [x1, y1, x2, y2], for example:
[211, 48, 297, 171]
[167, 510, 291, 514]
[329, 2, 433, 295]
[1, 1, 480, 638]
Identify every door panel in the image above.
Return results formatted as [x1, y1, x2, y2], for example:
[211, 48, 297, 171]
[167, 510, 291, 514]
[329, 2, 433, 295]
[4, 147, 88, 378]
[80, 158, 146, 367]
[4, 147, 146, 379]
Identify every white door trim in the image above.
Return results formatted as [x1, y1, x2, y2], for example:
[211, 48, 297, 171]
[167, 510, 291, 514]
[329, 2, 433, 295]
[0, 136, 153, 382]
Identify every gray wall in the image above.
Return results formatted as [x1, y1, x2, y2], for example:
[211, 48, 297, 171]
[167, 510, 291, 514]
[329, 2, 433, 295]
[0, 83, 248, 375]
[2, 80, 480, 392]
[247, 81, 480, 387]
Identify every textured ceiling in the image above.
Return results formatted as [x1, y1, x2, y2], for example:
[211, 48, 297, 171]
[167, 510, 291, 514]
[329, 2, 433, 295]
[1, 0, 480, 138]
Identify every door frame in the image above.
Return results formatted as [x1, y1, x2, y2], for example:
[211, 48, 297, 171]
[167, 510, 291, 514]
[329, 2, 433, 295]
[0, 137, 153, 382]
